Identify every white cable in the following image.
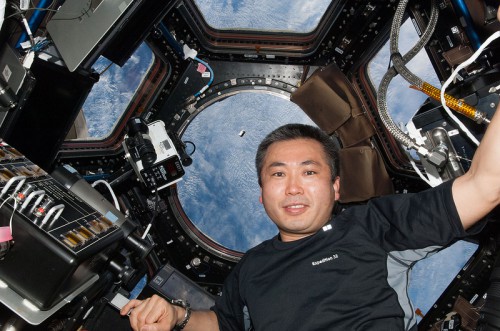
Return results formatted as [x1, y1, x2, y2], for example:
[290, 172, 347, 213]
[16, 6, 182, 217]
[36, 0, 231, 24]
[141, 223, 152, 240]
[404, 149, 433, 187]
[0, 195, 13, 209]
[0, 0, 5, 32]
[141, 190, 159, 239]
[409, 159, 432, 186]
[21, 17, 32, 38]
[91, 179, 120, 211]
[9, 199, 18, 236]
[0, 195, 18, 237]
[440, 31, 500, 146]
[0, 0, 6, 30]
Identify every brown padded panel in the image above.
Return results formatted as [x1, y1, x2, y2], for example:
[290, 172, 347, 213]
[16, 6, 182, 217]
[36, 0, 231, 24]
[336, 113, 375, 148]
[291, 66, 352, 135]
[290, 64, 375, 148]
[338, 146, 394, 204]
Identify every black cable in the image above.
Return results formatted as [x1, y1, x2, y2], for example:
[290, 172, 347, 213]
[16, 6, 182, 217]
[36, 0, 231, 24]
[5, 1, 23, 20]
[98, 60, 114, 75]
[184, 140, 196, 156]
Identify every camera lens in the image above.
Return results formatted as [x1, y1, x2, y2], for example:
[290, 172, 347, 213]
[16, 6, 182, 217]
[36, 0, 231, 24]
[136, 134, 156, 168]
[0, 81, 17, 109]
[127, 117, 149, 136]
[126, 117, 158, 169]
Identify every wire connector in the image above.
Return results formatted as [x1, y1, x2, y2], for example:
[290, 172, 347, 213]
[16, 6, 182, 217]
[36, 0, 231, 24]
[19, 0, 29, 10]
[22, 51, 34, 68]
[182, 44, 198, 60]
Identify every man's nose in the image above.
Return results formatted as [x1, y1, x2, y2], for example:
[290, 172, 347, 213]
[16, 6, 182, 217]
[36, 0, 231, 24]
[285, 175, 304, 195]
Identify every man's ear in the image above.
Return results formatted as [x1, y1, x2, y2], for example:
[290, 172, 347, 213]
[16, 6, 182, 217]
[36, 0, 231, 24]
[333, 176, 340, 201]
[259, 188, 263, 204]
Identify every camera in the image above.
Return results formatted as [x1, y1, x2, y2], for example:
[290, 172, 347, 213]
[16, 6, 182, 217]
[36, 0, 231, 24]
[124, 118, 157, 168]
[123, 118, 185, 191]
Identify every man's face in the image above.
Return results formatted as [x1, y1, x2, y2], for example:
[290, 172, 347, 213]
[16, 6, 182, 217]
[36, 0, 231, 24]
[259, 138, 340, 242]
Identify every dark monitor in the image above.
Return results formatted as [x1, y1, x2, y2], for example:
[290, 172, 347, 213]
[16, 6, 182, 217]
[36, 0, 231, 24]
[140, 264, 215, 311]
[102, 0, 176, 67]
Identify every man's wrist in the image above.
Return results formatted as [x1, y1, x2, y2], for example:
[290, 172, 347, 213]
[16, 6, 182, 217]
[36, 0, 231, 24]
[171, 299, 191, 330]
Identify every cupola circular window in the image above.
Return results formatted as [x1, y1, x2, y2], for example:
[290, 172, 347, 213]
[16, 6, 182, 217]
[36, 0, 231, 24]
[177, 92, 315, 253]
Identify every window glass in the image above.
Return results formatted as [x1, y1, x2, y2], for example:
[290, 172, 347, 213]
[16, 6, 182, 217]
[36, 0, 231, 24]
[367, 18, 478, 320]
[408, 240, 478, 320]
[76, 43, 154, 139]
[193, 0, 332, 33]
[177, 92, 316, 252]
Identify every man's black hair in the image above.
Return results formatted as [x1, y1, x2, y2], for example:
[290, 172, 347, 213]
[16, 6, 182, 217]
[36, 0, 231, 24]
[255, 124, 339, 186]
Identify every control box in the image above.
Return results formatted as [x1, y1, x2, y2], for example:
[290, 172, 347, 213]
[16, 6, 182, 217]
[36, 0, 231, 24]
[0, 142, 124, 323]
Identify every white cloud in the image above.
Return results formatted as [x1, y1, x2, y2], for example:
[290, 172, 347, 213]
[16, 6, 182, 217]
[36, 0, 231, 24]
[193, 0, 330, 32]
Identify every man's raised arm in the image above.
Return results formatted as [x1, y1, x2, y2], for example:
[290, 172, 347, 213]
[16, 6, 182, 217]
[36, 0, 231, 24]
[453, 105, 500, 229]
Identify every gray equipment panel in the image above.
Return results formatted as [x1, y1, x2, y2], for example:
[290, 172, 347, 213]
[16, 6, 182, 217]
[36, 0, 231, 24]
[46, 0, 137, 72]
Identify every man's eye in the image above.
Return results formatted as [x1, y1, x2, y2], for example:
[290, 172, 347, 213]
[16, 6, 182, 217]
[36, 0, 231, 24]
[305, 171, 316, 175]
[272, 172, 284, 177]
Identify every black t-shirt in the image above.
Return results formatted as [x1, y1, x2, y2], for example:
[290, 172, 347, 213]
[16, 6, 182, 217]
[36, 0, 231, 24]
[213, 180, 470, 331]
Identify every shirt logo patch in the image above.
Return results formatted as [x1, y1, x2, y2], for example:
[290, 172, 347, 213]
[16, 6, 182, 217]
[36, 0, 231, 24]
[312, 254, 338, 266]
[322, 224, 332, 232]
